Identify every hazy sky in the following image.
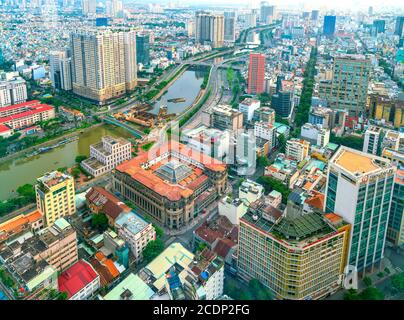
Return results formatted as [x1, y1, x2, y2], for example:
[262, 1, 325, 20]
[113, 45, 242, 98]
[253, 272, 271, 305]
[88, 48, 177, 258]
[169, 0, 404, 10]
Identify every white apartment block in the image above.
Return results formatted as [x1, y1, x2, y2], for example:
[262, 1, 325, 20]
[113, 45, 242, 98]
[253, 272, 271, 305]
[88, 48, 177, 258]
[239, 179, 264, 205]
[199, 263, 224, 300]
[0, 78, 27, 107]
[81, 136, 131, 177]
[218, 196, 248, 225]
[301, 122, 330, 147]
[286, 139, 310, 162]
[363, 125, 382, 155]
[115, 211, 156, 262]
[239, 98, 260, 122]
[254, 121, 275, 149]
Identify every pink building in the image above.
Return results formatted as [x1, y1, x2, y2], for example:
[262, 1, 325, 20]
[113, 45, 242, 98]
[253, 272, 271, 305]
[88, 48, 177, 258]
[247, 53, 266, 95]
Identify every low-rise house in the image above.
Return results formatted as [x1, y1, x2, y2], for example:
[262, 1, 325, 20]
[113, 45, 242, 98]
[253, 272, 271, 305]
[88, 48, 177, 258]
[86, 187, 131, 226]
[58, 260, 100, 300]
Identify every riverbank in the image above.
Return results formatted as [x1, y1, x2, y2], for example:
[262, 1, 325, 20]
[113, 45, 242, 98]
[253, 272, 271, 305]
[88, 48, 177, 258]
[0, 122, 104, 164]
[0, 125, 131, 200]
[149, 65, 189, 103]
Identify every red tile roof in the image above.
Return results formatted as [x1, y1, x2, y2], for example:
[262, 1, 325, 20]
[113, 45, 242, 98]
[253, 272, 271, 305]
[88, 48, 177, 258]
[0, 101, 54, 124]
[58, 260, 99, 299]
[0, 100, 41, 113]
[0, 124, 12, 133]
[213, 238, 235, 259]
[86, 187, 130, 220]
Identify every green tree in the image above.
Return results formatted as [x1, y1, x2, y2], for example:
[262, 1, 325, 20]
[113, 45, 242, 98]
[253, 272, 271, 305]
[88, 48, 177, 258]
[359, 287, 384, 300]
[343, 288, 360, 300]
[197, 242, 207, 252]
[391, 272, 404, 292]
[16, 184, 35, 200]
[75, 155, 87, 163]
[143, 128, 151, 135]
[363, 276, 372, 287]
[248, 279, 272, 300]
[257, 92, 271, 105]
[257, 156, 271, 167]
[257, 176, 290, 204]
[239, 291, 254, 300]
[57, 292, 68, 300]
[277, 134, 287, 153]
[330, 133, 364, 151]
[154, 224, 164, 239]
[91, 213, 109, 231]
[71, 168, 81, 179]
[142, 238, 165, 263]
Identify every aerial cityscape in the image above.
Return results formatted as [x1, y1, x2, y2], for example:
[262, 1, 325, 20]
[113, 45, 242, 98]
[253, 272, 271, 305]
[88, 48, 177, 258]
[0, 0, 404, 303]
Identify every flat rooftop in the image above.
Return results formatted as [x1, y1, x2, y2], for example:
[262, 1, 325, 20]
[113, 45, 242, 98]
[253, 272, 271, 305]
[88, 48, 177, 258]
[103, 273, 155, 300]
[241, 209, 335, 246]
[115, 211, 150, 236]
[142, 243, 194, 292]
[332, 147, 390, 176]
[37, 171, 72, 189]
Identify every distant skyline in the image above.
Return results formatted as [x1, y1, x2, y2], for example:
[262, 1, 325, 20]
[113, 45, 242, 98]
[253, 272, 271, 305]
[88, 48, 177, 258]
[139, 0, 404, 11]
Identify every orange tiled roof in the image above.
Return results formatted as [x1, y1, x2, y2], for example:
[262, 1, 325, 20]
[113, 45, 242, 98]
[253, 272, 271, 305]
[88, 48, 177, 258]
[116, 141, 226, 201]
[103, 259, 120, 278]
[0, 210, 43, 233]
[304, 192, 325, 210]
[324, 213, 343, 224]
[94, 251, 119, 278]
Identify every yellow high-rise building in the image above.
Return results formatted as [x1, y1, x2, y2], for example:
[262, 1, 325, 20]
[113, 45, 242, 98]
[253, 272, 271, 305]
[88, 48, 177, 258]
[35, 171, 76, 227]
[368, 95, 404, 128]
[238, 200, 350, 300]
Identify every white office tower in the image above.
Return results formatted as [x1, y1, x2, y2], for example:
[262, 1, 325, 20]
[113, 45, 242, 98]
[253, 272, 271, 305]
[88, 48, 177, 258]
[49, 50, 72, 91]
[106, 0, 123, 17]
[0, 78, 27, 107]
[363, 126, 382, 155]
[234, 131, 256, 176]
[325, 146, 396, 274]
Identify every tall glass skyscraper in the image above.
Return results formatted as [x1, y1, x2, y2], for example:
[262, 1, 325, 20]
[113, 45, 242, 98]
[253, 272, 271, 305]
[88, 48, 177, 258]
[323, 15, 336, 36]
[387, 168, 404, 246]
[325, 147, 395, 274]
[136, 33, 150, 66]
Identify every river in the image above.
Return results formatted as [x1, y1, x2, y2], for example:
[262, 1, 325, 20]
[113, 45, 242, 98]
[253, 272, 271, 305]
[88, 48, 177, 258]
[0, 124, 132, 200]
[150, 68, 207, 115]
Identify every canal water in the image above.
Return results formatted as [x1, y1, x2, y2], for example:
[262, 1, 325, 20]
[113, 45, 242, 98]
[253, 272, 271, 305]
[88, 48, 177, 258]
[0, 124, 132, 200]
[150, 68, 207, 115]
